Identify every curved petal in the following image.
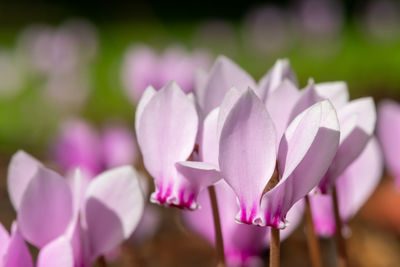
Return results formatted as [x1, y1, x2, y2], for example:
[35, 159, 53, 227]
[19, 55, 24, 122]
[134, 85, 156, 134]
[219, 89, 277, 224]
[4, 224, 33, 267]
[261, 100, 340, 228]
[265, 79, 301, 144]
[84, 166, 144, 260]
[217, 86, 242, 138]
[7, 150, 42, 211]
[17, 167, 74, 248]
[257, 58, 297, 102]
[194, 55, 257, 115]
[136, 81, 199, 208]
[319, 97, 376, 192]
[377, 99, 400, 189]
[37, 236, 74, 267]
[176, 161, 221, 190]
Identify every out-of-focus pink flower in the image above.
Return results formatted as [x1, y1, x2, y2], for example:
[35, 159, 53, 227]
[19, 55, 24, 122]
[310, 138, 383, 237]
[378, 99, 400, 189]
[217, 89, 339, 228]
[183, 180, 305, 267]
[243, 6, 290, 54]
[7, 151, 144, 267]
[52, 119, 138, 176]
[122, 45, 210, 103]
[290, 81, 376, 193]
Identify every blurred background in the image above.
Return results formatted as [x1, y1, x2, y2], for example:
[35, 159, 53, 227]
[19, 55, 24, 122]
[1, 0, 400, 266]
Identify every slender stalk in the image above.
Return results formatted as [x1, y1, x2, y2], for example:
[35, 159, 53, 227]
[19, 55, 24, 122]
[270, 227, 280, 267]
[305, 195, 323, 267]
[332, 185, 348, 267]
[208, 185, 226, 267]
[98, 256, 108, 267]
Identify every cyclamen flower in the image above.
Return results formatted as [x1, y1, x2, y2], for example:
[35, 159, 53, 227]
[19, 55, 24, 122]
[7, 151, 144, 266]
[217, 89, 340, 228]
[136, 82, 220, 209]
[183, 180, 305, 266]
[290, 81, 376, 193]
[310, 138, 383, 237]
[122, 45, 210, 103]
[378, 99, 400, 190]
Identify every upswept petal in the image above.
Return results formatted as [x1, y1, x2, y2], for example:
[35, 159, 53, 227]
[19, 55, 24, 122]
[84, 166, 144, 260]
[134, 85, 156, 134]
[37, 236, 74, 267]
[257, 58, 297, 102]
[314, 81, 349, 109]
[3, 224, 33, 267]
[219, 89, 276, 224]
[265, 79, 301, 144]
[137, 81, 198, 207]
[377, 99, 400, 189]
[319, 97, 376, 192]
[194, 55, 257, 115]
[261, 100, 340, 228]
[201, 108, 220, 165]
[18, 167, 74, 248]
[217, 87, 242, 138]
[7, 150, 42, 210]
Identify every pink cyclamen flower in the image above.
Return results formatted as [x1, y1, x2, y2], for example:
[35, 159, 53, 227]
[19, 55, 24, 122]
[290, 80, 376, 193]
[217, 88, 340, 228]
[136, 82, 221, 210]
[183, 180, 305, 266]
[310, 138, 383, 237]
[378, 99, 400, 190]
[52, 119, 138, 176]
[122, 45, 210, 103]
[7, 150, 144, 266]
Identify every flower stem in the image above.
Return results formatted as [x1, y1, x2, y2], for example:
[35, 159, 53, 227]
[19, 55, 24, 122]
[332, 185, 348, 267]
[208, 185, 226, 267]
[98, 256, 108, 267]
[305, 195, 323, 267]
[270, 227, 280, 267]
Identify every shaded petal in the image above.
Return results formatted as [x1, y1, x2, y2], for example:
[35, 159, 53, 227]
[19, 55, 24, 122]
[176, 161, 221, 190]
[319, 97, 376, 192]
[315, 81, 349, 109]
[261, 100, 340, 228]
[377, 99, 400, 189]
[201, 108, 220, 165]
[219, 89, 276, 224]
[7, 150, 42, 211]
[37, 236, 74, 267]
[195, 55, 257, 115]
[134, 85, 156, 134]
[257, 58, 297, 102]
[309, 194, 336, 237]
[84, 166, 144, 260]
[265, 79, 301, 143]
[3, 224, 33, 267]
[136, 81, 199, 208]
[18, 167, 74, 248]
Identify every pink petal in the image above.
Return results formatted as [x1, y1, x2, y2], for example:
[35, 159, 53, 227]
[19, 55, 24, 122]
[261, 100, 340, 228]
[280, 199, 305, 241]
[0, 223, 10, 261]
[195, 55, 257, 116]
[136, 81, 199, 208]
[134, 85, 156, 134]
[309, 194, 336, 237]
[37, 236, 74, 267]
[257, 58, 297, 102]
[17, 167, 74, 248]
[219, 89, 276, 224]
[3, 224, 33, 267]
[314, 81, 349, 109]
[7, 150, 42, 211]
[176, 161, 221, 190]
[200, 108, 220, 165]
[265, 79, 301, 143]
[319, 97, 376, 192]
[217, 86, 242, 138]
[378, 99, 400, 189]
[84, 166, 144, 260]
